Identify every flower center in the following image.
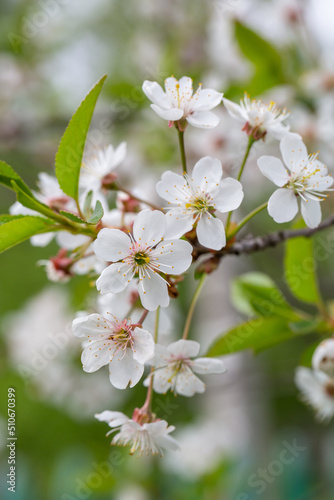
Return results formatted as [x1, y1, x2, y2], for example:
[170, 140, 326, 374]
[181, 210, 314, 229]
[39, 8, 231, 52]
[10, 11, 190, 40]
[111, 328, 133, 353]
[185, 197, 213, 213]
[134, 252, 150, 266]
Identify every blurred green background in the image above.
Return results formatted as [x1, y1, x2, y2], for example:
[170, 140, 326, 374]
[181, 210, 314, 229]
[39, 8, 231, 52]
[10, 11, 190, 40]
[1, 0, 334, 499]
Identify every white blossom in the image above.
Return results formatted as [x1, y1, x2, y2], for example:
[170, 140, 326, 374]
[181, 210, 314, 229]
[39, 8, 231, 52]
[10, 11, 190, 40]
[143, 76, 222, 129]
[95, 410, 180, 456]
[312, 338, 334, 377]
[80, 143, 127, 192]
[156, 157, 244, 250]
[295, 366, 334, 421]
[258, 135, 333, 228]
[145, 339, 226, 397]
[72, 313, 154, 389]
[93, 209, 193, 311]
[223, 93, 291, 139]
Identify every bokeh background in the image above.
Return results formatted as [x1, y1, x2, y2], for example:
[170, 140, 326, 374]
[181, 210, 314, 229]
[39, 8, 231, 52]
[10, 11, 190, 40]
[1, 0, 334, 499]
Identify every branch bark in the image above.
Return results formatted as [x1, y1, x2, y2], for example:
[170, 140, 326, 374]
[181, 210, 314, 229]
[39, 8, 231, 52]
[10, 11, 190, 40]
[193, 215, 334, 260]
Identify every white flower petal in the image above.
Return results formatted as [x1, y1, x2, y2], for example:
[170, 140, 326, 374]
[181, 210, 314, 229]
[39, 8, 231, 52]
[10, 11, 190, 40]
[267, 188, 298, 223]
[164, 212, 194, 239]
[82, 339, 115, 372]
[175, 367, 206, 396]
[196, 213, 226, 250]
[109, 350, 144, 389]
[178, 76, 193, 99]
[138, 271, 169, 311]
[156, 171, 189, 203]
[96, 262, 133, 294]
[150, 104, 184, 121]
[300, 199, 321, 228]
[280, 136, 308, 173]
[190, 357, 226, 375]
[133, 209, 166, 247]
[94, 410, 129, 427]
[186, 110, 219, 128]
[151, 239, 193, 275]
[212, 177, 244, 212]
[93, 228, 131, 262]
[257, 156, 289, 187]
[155, 434, 181, 452]
[30, 232, 54, 247]
[167, 339, 200, 358]
[192, 156, 222, 191]
[72, 313, 111, 339]
[132, 327, 155, 364]
[146, 343, 170, 367]
[112, 142, 127, 167]
[191, 88, 222, 111]
[56, 232, 90, 250]
[149, 365, 174, 394]
[142, 80, 171, 109]
[222, 98, 246, 121]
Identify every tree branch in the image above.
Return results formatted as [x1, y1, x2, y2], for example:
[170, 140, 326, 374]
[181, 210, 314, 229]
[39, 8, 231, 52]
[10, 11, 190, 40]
[193, 215, 334, 259]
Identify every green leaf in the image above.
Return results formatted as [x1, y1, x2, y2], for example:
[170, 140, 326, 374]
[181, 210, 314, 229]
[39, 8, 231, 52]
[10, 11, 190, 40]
[87, 200, 104, 224]
[83, 190, 93, 217]
[284, 219, 320, 304]
[206, 317, 295, 356]
[231, 272, 300, 320]
[59, 211, 85, 224]
[11, 181, 59, 220]
[233, 21, 286, 95]
[0, 160, 32, 195]
[0, 216, 56, 254]
[55, 75, 107, 201]
[289, 318, 323, 335]
[0, 214, 26, 225]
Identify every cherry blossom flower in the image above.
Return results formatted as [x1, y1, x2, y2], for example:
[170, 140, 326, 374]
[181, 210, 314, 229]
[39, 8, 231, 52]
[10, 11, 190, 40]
[156, 157, 244, 250]
[93, 209, 193, 311]
[257, 135, 333, 228]
[142, 76, 222, 129]
[312, 338, 334, 377]
[80, 142, 127, 192]
[295, 366, 334, 421]
[145, 339, 226, 397]
[223, 93, 291, 140]
[95, 410, 180, 456]
[72, 313, 154, 389]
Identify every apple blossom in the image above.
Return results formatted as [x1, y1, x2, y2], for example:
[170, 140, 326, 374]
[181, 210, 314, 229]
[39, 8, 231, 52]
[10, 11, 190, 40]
[72, 313, 154, 389]
[312, 338, 334, 377]
[93, 209, 193, 311]
[142, 76, 222, 129]
[295, 366, 334, 421]
[223, 93, 291, 140]
[95, 410, 180, 456]
[80, 142, 127, 192]
[257, 135, 333, 228]
[156, 156, 244, 250]
[145, 339, 226, 397]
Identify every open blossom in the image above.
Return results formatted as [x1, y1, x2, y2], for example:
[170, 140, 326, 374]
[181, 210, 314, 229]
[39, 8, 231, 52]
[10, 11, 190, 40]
[156, 157, 244, 250]
[223, 93, 290, 140]
[95, 410, 180, 456]
[93, 209, 193, 311]
[142, 76, 222, 129]
[145, 339, 226, 397]
[258, 135, 333, 228]
[72, 313, 154, 389]
[80, 142, 127, 192]
[312, 338, 334, 377]
[295, 367, 334, 421]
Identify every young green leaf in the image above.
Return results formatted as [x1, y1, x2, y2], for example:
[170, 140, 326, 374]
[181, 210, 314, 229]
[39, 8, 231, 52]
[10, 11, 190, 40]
[59, 211, 86, 224]
[0, 160, 32, 195]
[83, 190, 93, 217]
[284, 219, 320, 304]
[0, 216, 56, 254]
[55, 75, 107, 201]
[87, 200, 104, 224]
[0, 214, 26, 225]
[206, 317, 295, 357]
[11, 181, 60, 221]
[231, 272, 300, 320]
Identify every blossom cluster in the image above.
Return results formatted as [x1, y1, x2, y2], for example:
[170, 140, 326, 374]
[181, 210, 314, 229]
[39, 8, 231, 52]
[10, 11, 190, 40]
[9, 75, 334, 455]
